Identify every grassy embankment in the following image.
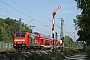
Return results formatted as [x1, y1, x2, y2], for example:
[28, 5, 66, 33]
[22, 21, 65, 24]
[22, 49, 80, 60]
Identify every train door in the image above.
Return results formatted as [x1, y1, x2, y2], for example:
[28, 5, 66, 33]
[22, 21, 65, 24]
[30, 35, 36, 44]
[40, 39, 44, 46]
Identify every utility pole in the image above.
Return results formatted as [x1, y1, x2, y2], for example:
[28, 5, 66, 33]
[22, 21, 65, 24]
[0, 21, 1, 41]
[19, 18, 22, 32]
[60, 18, 64, 52]
[73, 32, 75, 42]
[73, 32, 76, 48]
[73, 19, 77, 48]
[52, 6, 61, 51]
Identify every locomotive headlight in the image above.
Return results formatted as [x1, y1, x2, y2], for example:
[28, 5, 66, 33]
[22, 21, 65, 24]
[22, 42, 24, 43]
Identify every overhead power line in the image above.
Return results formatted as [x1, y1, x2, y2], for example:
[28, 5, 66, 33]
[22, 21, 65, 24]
[11, 0, 49, 26]
[11, 0, 61, 29]
[0, 0, 44, 25]
[0, 0, 32, 19]
[12, 0, 32, 13]
[0, 0, 51, 34]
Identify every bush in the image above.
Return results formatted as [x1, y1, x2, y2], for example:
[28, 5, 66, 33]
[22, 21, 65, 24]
[25, 51, 65, 60]
[86, 51, 90, 60]
[21, 49, 81, 60]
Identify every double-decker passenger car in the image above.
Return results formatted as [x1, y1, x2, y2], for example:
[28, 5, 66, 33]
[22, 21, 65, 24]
[13, 32, 61, 50]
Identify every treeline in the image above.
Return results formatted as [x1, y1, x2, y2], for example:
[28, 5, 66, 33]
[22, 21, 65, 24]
[64, 36, 76, 48]
[74, 0, 90, 49]
[0, 17, 32, 42]
[64, 36, 83, 49]
[75, 0, 90, 59]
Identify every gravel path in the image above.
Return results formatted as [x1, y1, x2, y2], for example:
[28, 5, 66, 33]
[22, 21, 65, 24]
[64, 53, 86, 60]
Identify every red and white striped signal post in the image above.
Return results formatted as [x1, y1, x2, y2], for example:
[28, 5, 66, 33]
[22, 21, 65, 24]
[52, 6, 61, 50]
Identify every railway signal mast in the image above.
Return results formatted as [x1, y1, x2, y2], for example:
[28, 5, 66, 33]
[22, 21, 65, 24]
[52, 6, 61, 50]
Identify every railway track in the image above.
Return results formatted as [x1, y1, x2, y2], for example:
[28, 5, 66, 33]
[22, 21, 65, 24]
[0, 49, 52, 54]
[0, 47, 79, 54]
[0, 47, 81, 60]
[0, 49, 53, 60]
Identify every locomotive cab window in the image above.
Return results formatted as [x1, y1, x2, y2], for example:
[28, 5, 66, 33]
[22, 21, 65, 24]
[16, 33, 25, 38]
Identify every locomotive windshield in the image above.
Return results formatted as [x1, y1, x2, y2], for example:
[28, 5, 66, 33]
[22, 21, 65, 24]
[16, 33, 25, 37]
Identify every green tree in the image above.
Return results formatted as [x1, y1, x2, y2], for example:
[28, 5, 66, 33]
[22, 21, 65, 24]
[75, 0, 90, 47]
[0, 17, 32, 42]
[75, 0, 90, 59]
[64, 36, 76, 48]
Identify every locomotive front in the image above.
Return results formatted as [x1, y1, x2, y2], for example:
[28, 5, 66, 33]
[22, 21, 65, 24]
[13, 32, 30, 50]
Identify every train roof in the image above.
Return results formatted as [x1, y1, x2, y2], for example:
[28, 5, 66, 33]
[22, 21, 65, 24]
[15, 32, 29, 34]
[34, 32, 51, 39]
[39, 33, 51, 39]
[30, 33, 37, 37]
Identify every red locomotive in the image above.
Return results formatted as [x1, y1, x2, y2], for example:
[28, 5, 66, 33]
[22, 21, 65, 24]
[13, 32, 61, 50]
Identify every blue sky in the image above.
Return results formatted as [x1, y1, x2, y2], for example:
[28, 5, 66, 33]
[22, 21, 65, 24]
[0, 0, 81, 40]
